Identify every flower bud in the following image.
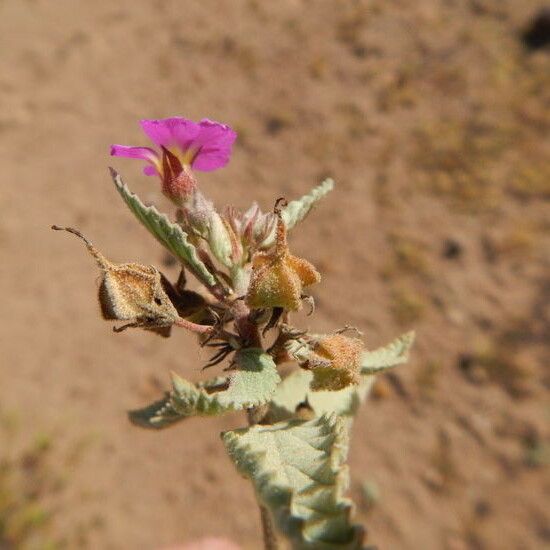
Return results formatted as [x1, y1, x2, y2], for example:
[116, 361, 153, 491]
[177, 189, 217, 239]
[160, 146, 198, 205]
[208, 212, 234, 268]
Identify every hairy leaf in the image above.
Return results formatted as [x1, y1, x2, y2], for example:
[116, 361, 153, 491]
[360, 331, 415, 375]
[268, 369, 374, 423]
[110, 169, 217, 288]
[283, 178, 335, 230]
[222, 415, 364, 549]
[219, 348, 281, 408]
[129, 349, 280, 429]
[261, 179, 334, 249]
[270, 332, 414, 422]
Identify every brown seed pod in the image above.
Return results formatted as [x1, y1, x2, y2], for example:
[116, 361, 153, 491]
[52, 226, 180, 335]
[305, 334, 365, 391]
[245, 199, 320, 311]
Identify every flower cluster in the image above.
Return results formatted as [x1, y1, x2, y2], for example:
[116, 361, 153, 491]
[108, 117, 369, 389]
[111, 117, 321, 305]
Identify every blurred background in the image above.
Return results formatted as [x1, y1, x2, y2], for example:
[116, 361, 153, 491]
[0, 1, 548, 549]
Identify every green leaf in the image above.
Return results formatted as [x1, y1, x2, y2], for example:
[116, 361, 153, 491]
[218, 348, 281, 409]
[128, 375, 231, 429]
[360, 331, 415, 375]
[222, 415, 364, 549]
[261, 179, 335, 249]
[269, 332, 414, 422]
[283, 178, 335, 230]
[110, 169, 217, 288]
[129, 349, 280, 429]
[268, 369, 375, 423]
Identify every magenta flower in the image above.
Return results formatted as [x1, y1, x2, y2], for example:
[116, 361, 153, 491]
[111, 117, 237, 203]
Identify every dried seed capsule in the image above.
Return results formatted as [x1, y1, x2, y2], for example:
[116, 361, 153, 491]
[245, 200, 320, 310]
[52, 226, 179, 334]
[306, 334, 365, 391]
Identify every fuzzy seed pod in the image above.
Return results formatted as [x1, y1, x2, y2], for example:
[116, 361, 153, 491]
[52, 226, 179, 335]
[306, 334, 365, 391]
[246, 202, 320, 310]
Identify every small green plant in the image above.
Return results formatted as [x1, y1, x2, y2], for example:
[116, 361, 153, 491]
[53, 117, 414, 549]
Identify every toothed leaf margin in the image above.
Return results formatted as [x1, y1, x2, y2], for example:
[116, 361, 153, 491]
[111, 169, 217, 288]
[129, 349, 280, 429]
[360, 331, 415, 375]
[283, 178, 334, 229]
[222, 415, 364, 549]
[268, 370, 375, 423]
[262, 179, 334, 248]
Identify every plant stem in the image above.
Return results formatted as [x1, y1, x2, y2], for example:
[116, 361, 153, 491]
[174, 317, 214, 334]
[231, 299, 261, 347]
[247, 406, 279, 550]
[235, 298, 279, 549]
[259, 504, 279, 550]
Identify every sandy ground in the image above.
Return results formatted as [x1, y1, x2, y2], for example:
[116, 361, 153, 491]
[0, 1, 549, 549]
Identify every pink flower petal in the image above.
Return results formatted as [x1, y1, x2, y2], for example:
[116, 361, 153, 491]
[143, 165, 158, 176]
[190, 119, 237, 171]
[172, 119, 202, 151]
[113, 118, 236, 176]
[110, 145, 159, 165]
[140, 117, 200, 149]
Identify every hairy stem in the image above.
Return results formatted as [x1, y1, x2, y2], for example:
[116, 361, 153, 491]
[259, 504, 280, 550]
[247, 407, 279, 550]
[234, 299, 278, 549]
[231, 299, 261, 347]
[173, 317, 214, 334]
